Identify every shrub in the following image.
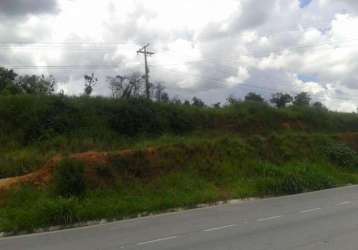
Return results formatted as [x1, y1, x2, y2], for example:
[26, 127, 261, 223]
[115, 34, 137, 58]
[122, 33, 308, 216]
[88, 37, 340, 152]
[324, 143, 358, 169]
[53, 158, 86, 197]
[256, 163, 335, 195]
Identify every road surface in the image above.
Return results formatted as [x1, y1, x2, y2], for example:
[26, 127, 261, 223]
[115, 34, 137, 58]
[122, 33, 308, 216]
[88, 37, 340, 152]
[1, 185, 358, 250]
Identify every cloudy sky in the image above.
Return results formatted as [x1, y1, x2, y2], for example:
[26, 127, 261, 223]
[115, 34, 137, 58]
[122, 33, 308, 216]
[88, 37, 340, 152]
[1, 0, 358, 111]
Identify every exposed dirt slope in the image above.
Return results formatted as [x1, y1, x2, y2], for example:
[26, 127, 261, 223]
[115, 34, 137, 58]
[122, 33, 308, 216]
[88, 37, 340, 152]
[0, 152, 110, 192]
[0, 148, 161, 192]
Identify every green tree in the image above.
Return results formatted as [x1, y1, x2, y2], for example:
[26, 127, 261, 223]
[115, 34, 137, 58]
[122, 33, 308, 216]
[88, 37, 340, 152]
[270, 92, 293, 108]
[154, 82, 169, 102]
[161, 92, 170, 103]
[171, 96, 182, 105]
[312, 101, 328, 111]
[16, 75, 55, 95]
[293, 92, 311, 106]
[192, 96, 205, 107]
[0, 67, 20, 95]
[226, 95, 240, 105]
[244, 92, 265, 103]
[107, 72, 145, 99]
[84, 73, 98, 96]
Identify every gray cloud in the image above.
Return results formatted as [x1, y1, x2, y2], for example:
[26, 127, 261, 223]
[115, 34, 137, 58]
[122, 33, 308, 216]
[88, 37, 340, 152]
[229, 0, 274, 32]
[0, 0, 58, 17]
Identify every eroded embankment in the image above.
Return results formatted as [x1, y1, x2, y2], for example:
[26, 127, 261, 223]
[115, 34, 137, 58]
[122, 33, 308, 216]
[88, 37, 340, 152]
[2, 132, 358, 193]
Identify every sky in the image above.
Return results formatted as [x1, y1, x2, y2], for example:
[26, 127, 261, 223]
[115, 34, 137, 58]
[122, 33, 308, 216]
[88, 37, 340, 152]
[1, 0, 358, 111]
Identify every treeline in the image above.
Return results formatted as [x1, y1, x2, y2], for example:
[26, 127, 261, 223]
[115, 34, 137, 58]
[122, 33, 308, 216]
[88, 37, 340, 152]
[0, 67, 55, 95]
[1, 94, 358, 148]
[1, 66, 358, 149]
[0, 67, 330, 110]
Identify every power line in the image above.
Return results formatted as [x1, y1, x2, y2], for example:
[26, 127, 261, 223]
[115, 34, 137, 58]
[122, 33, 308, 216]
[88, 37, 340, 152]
[3, 64, 358, 103]
[1, 55, 356, 101]
[2, 35, 358, 53]
[0, 41, 134, 45]
[152, 66, 358, 103]
[4, 61, 358, 101]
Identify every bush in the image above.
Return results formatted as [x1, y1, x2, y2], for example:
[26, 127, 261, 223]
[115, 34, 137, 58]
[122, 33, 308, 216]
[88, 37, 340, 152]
[53, 158, 86, 197]
[1, 95, 358, 149]
[324, 143, 358, 169]
[256, 163, 335, 195]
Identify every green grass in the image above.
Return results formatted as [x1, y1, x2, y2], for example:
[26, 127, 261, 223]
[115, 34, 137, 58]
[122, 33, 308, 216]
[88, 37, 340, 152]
[1, 94, 358, 178]
[0, 148, 53, 179]
[2, 134, 358, 233]
[2, 95, 358, 233]
[1, 162, 356, 233]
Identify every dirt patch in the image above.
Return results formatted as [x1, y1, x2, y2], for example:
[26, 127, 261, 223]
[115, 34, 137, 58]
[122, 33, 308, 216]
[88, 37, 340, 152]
[0, 152, 110, 192]
[0, 148, 165, 192]
[0, 156, 60, 192]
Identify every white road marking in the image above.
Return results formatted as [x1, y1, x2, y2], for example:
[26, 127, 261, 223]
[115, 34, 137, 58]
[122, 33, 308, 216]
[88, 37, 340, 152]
[300, 208, 321, 214]
[338, 201, 352, 206]
[203, 224, 236, 232]
[257, 216, 282, 222]
[136, 236, 177, 246]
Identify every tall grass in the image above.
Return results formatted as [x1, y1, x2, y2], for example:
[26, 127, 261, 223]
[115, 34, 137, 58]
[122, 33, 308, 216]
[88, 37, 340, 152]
[2, 94, 358, 232]
[2, 134, 358, 233]
[1, 95, 358, 149]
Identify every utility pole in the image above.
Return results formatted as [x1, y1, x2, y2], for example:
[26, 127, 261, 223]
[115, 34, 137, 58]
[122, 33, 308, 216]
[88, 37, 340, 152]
[137, 43, 155, 99]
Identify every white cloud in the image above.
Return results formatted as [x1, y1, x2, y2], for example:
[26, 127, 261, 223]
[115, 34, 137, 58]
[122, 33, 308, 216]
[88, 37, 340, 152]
[225, 67, 250, 87]
[2, 0, 358, 111]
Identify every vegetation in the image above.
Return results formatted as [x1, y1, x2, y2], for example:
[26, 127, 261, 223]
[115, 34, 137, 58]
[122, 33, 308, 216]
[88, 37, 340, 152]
[53, 159, 86, 198]
[2, 134, 358, 233]
[245, 92, 266, 103]
[293, 92, 311, 107]
[1, 67, 358, 233]
[270, 92, 293, 108]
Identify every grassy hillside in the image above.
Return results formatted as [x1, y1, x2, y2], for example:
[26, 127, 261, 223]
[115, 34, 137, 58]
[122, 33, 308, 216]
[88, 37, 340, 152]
[1, 95, 358, 178]
[1, 95, 358, 233]
[1, 133, 358, 233]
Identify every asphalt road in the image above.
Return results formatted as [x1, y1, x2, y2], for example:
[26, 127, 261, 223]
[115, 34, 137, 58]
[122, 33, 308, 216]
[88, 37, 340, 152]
[2, 185, 358, 250]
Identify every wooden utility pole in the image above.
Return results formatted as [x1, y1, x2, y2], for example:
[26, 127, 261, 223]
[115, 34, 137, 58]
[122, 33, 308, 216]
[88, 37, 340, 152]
[137, 43, 155, 99]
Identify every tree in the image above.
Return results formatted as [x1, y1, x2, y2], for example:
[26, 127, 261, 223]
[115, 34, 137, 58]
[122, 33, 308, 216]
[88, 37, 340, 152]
[16, 74, 55, 95]
[161, 92, 170, 103]
[213, 102, 221, 108]
[107, 72, 145, 99]
[108, 75, 126, 98]
[293, 92, 311, 106]
[270, 92, 293, 108]
[244, 92, 265, 103]
[226, 95, 241, 105]
[127, 72, 145, 98]
[171, 96, 182, 105]
[154, 82, 166, 102]
[84, 73, 98, 96]
[192, 96, 205, 107]
[312, 101, 328, 111]
[0, 67, 19, 94]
